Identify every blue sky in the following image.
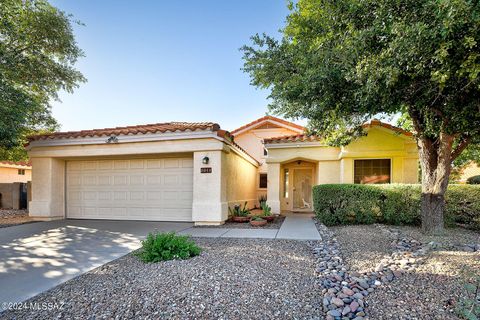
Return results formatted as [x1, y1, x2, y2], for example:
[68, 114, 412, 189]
[50, 0, 293, 132]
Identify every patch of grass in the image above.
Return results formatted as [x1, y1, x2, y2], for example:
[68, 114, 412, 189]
[135, 232, 201, 263]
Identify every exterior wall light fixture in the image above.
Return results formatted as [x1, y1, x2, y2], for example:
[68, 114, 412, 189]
[202, 156, 209, 164]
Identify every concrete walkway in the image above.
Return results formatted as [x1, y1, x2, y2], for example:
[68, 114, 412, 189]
[180, 213, 321, 241]
[276, 214, 322, 240]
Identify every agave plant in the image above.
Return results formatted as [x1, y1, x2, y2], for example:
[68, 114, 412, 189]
[258, 194, 267, 208]
[260, 202, 272, 217]
[228, 202, 250, 217]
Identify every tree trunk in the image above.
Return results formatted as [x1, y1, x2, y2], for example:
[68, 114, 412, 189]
[417, 133, 454, 234]
[420, 192, 445, 234]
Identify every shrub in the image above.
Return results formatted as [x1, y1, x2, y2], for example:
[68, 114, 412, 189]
[313, 184, 480, 229]
[466, 175, 480, 184]
[445, 185, 480, 230]
[136, 232, 201, 263]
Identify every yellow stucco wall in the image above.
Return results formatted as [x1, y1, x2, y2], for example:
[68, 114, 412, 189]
[317, 161, 341, 184]
[0, 167, 32, 183]
[267, 126, 419, 184]
[266, 126, 420, 212]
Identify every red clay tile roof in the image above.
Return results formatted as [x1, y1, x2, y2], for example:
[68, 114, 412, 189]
[0, 160, 31, 167]
[230, 116, 305, 135]
[27, 122, 260, 165]
[264, 134, 323, 144]
[28, 122, 221, 141]
[264, 120, 413, 144]
[364, 119, 413, 137]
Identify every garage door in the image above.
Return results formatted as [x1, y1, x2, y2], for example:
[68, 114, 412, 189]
[66, 157, 193, 221]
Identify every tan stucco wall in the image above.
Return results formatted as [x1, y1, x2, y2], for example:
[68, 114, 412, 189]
[234, 127, 300, 166]
[29, 157, 65, 220]
[0, 167, 31, 183]
[29, 136, 258, 225]
[234, 126, 302, 204]
[266, 146, 341, 163]
[192, 151, 223, 224]
[317, 161, 341, 184]
[28, 138, 224, 158]
[223, 148, 257, 211]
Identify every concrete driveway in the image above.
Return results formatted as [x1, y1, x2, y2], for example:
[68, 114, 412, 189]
[0, 219, 192, 307]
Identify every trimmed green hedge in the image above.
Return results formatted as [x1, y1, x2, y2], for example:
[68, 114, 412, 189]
[467, 175, 480, 184]
[313, 184, 480, 229]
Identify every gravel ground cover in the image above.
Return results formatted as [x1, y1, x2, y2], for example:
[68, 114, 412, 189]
[332, 224, 480, 319]
[195, 215, 285, 229]
[0, 209, 34, 228]
[1, 238, 323, 320]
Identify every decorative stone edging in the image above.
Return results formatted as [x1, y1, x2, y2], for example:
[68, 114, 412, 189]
[307, 222, 473, 320]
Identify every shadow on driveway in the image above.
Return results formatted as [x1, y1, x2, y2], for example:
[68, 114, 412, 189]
[0, 219, 192, 307]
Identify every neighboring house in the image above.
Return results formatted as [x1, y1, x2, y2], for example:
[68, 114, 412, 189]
[26, 117, 419, 225]
[457, 161, 480, 183]
[0, 161, 32, 183]
[0, 161, 31, 209]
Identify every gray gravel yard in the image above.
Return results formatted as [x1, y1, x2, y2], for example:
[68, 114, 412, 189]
[0, 209, 34, 228]
[331, 224, 395, 272]
[1, 238, 323, 320]
[332, 224, 480, 319]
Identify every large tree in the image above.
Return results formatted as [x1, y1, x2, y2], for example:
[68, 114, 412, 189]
[242, 0, 480, 233]
[0, 0, 85, 158]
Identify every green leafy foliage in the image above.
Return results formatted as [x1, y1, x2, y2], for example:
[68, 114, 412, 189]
[467, 175, 480, 185]
[242, 0, 480, 145]
[0, 0, 85, 151]
[251, 216, 265, 222]
[258, 194, 267, 208]
[456, 270, 480, 320]
[313, 184, 480, 229]
[135, 232, 201, 263]
[228, 202, 250, 217]
[243, 0, 480, 232]
[260, 202, 272, 216]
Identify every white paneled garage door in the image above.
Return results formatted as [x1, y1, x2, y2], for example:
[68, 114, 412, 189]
[66, 157, 193, 221]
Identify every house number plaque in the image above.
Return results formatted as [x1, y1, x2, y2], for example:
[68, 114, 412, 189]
[200, 167, 212, 173]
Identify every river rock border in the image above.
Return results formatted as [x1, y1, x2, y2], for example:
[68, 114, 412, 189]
[308, 221, 447, 320]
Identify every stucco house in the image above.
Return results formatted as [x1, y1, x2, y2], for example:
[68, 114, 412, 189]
[0, 161, 32, 183]
[26, 117, 419, 225]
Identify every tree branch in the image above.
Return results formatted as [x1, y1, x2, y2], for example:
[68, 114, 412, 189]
[451, 136, 471, 161]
